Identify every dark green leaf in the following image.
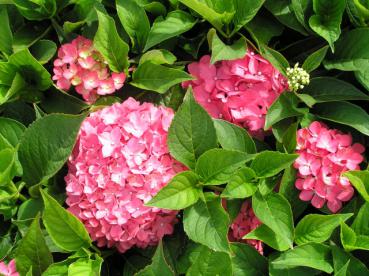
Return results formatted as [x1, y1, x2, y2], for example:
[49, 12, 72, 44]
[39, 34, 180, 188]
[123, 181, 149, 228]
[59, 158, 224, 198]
[231, 0, 265, 34]
[332, 244, 369, 276]
[29, 40, 57, 65]
[0, 6, 13, 55]
[302, 45, 329, 72]
[13, 0, 56, 20]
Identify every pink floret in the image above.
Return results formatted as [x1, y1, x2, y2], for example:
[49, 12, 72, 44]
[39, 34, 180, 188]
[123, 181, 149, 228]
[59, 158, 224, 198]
[294, 121, 365, 213]
[183, 51, 288, 139]
[65, 97, 185, 253]
[0, 260, 19, 276]
[53, 36, 126, 103]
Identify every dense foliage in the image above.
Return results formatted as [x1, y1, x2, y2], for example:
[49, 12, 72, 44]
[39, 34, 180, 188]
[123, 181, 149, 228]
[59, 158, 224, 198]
[1, 0, 369, 275]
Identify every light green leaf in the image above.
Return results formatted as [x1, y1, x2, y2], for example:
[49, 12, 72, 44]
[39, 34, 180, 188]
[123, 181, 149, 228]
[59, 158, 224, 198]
[15, 215, 53, 276]
[94, 9, 129, 72]
[0, 6, 13, 55]
[313, 101, 369, 136]
[308, 0, 345, 51]
[250, 151, 298, 178]
[214, 119, 255, 154]
[352, 202, 369, 235]
[195, 149, 252, 185]
[340, 222, 369, 252]
[271, 243, 333, 273]
[222, 168, 257, 199]
[302, 77, 369, 102]
[0, 117, 25, 148]
[0, 148, 16, 185]
[207, 28, 246, 64]
[68, 257, 103, 276]
[344, 171, 369, 202]
[184, 195, 230, 252]
[41, 189, 92, 252]
[252, 191, 294, 248]
[168, 90, 218, 169]
[139, 49, 177, 65]
[136, 241, 174, 276]
[131, 61, 192, 93]
[231, 242, 268, 276]
[302, 45, 329, 72]
[144, 10, 196, 51]
[18, 113, 86, 186]
[116, 0, 150, 53]
[259, 44, 289, 75]
[244, 224, 290, 251]
[146, 171, 201, 210]
[295, 213, 353, 245]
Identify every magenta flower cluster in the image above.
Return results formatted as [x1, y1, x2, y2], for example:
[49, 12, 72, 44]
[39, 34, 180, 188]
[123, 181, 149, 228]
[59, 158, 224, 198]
[294, 121, 365, 213]
[183, 51, 288, 138]
[53, 36, 126, 103]
[229, 201, 263, 254]
[65, 98, 184, 252]
[0, 260, 18, 276]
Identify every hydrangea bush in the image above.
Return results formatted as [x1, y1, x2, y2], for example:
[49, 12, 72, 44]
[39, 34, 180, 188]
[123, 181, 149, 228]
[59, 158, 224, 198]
[1, 0, 369, 275]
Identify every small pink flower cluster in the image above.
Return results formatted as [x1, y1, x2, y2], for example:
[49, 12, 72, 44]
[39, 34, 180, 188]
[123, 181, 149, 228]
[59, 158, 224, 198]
[0, 260, 18, 276]
[294, 121, 365, 213]
[65, 98, 184, 253]
[183, 51, 288, 138]
[53, 36, 126, 103]
[229, 201, 263, 254]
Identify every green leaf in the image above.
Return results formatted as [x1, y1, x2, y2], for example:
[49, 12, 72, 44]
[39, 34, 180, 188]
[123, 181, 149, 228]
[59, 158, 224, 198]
[264, 0, 308, 35]
[352, 202, 369, 235]
[13, 0, 56, 20]
[136, 241, 174, 276]
[344, 171, 369, 202]
[146, 171, 201, 210]
[271, 243, 333, 273]
[0, 117, 25, 148]
[324, 28, 369, 71]
[0, 6, 13, 55]
[186, 245, 232, 276]
[0, 148, 16, 185]
[29, 40, 57, 65]
[168, 90, 218, 169]
[313, 101, 369, 136]
[252, 191, 294, 248]
[15, 215, 53, 276]
[332, 244, 369, 275]
[8, 48, 52, 91]
[139, 49, 177, 65]
[302, 46, 329, 72]
[231, 0, 265, 34]
[116, 0, 150, 53]
[231, 242, 268, 276]
[250, 151, 298, 178]
[308, 0, 345, 51]
[207, 28, 246, 64]
[245, 13, 284, 45]
[259, 44, 289, 75]
[302, 77, 369, 102]
[178, 0, 231, 32]
[68, 257, 103, 276]
[222, 168, 257, 199]
[295, 213, 353, 245]
[18, 113, 86, 187]
[290, 0, 311, 31]
[41, 189, 92, 252]
[265, 93, 307, 129]
[183, 195, 230, 252]
[94, 9, 129, 72]
[244, 224, 290, 251]
[144, 10, 196, 51]
[131, 61, 193, 93]
[195, 149, 252, 185]
[213, 119, 255, 153]
[340, 222, 369, 251]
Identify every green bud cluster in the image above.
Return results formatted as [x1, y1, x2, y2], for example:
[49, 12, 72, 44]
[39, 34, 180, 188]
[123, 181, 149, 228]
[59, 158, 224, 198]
[286, 63, 310, 92]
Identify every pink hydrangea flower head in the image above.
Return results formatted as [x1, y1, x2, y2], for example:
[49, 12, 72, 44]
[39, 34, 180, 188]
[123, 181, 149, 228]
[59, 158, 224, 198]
[228, 201, 263, 254]
[0, 260, 19, 276]
[53, 36, 126, 103]
[294, 121, 365, 213]
[183, 50, 288, 139]
[65, 98, 185, 253]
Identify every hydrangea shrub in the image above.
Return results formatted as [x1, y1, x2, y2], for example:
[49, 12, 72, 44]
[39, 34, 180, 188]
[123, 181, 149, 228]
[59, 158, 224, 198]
[0, 0, 369, 275]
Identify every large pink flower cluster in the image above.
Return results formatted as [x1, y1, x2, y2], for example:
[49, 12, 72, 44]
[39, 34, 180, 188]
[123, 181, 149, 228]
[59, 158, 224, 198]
[294, 121, 365, 213]
[229, 201, 263, 254]
[0, 260, 18, 276]
[53, 36, 126, 103]
[65, 98, 184, 252]
[183, 51, 288, 138]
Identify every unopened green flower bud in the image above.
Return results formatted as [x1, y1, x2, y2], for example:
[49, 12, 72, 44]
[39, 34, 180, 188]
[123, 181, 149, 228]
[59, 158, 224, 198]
[286, 63, 310, 92]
